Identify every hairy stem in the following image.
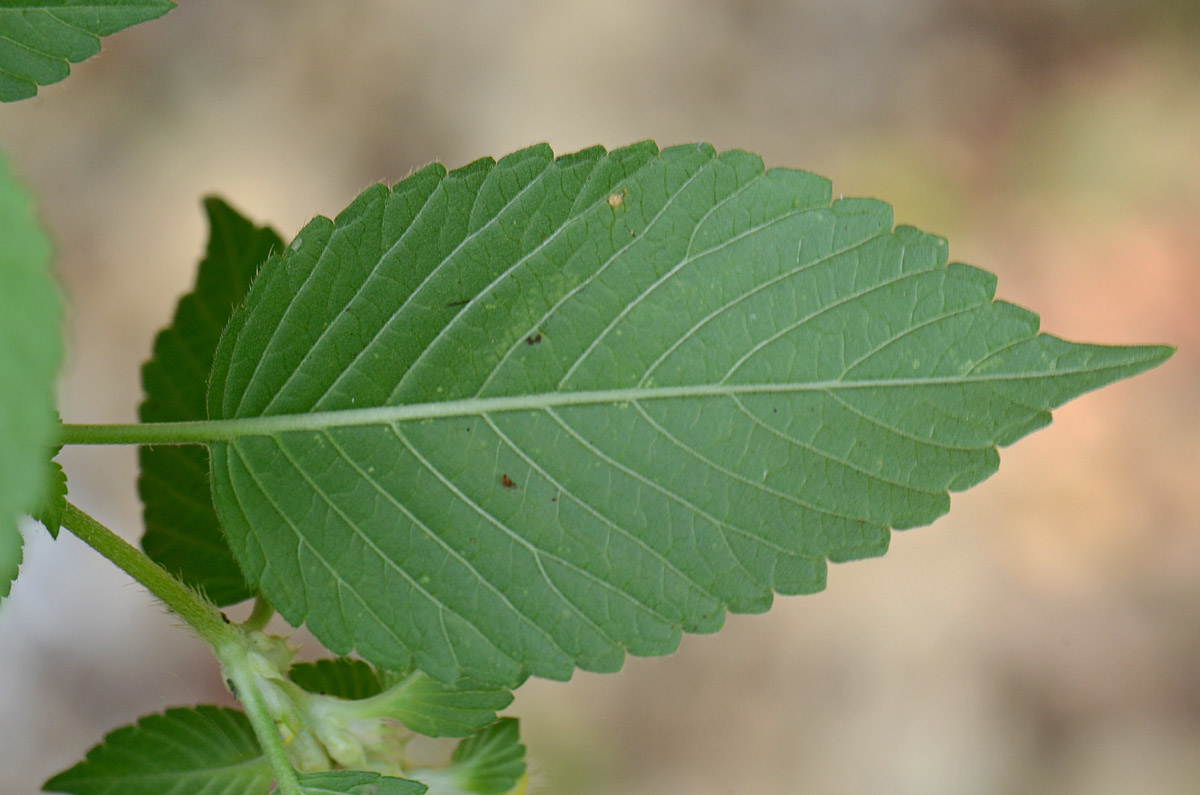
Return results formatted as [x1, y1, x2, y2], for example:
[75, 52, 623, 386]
[61, 502, 233, 647]
[62, 502, 304, 793]
[220, 639, 305, 795]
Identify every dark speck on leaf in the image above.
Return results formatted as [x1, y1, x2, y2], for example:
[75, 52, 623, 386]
[501, 474, 517, 489]
[447, 298, 471, 307]
[525, 333, 542, 345]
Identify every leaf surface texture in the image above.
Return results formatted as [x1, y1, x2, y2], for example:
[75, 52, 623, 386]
[207, 142, 1173, 687]
[0, 0, 174, 101]
[42, 705, 272, 795]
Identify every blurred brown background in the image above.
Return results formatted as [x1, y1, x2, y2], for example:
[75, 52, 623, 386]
[1, 1, 1196, 793]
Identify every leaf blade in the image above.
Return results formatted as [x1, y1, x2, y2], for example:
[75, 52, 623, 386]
[296, 770, 427, 795]
[0, 150, 61, 602]
[139, 197, 282, 605]
[208, 142, 1173, 687]
[0, 0, 174, 101]
[42, 705, 272, 795]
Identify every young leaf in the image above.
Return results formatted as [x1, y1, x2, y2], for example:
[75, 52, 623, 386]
[140, 197, 282, 605]
[296, 770, 427, 795]
[206, 142, 1173, 688]
[0, 0, 175, 101]
[380, 673, 514, 739]
[291, 658, 513, 738]
[440, 718, 526, 795]
[290, 657, 385, 700]
[0, 151, 61, 602]
[42, 705, 272, 795]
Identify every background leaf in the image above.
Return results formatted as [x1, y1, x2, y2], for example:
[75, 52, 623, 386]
[207, 142, 1173, 687]
[297, 770, 427, 795]
[290, 657, 384, 700]
[0, 0, 174, 101]
[42, 705, 272, 795]
[0, 150, 61, 602]
[139, 196, 281, 605]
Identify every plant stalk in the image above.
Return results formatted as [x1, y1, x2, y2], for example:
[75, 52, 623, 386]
[61, 502, 232, 647]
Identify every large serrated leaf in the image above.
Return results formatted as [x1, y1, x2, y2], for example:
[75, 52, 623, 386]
[42, 705, 272, 795]
[0, 150, 61, 603]
[207, 142, 1173, 688]
[0, 0, 174, 101]
[139, 197, 281, 605]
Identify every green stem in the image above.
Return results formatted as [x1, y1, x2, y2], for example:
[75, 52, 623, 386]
[221, 640, 305, 795]
[243, 594, 275, 631]
[61, 502, 233, 648]
[62, 502, 304, 793]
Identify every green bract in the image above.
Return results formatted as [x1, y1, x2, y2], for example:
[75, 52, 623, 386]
[0, 0, 174, 101]
[203, 141, 1172, 688]
[0, 151, 61, 602]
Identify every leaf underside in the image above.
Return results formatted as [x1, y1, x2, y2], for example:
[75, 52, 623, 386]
[0, 0, 174, 101]
[0, 151, 61, 602]
[139, 197, 281, 605]
[42, 705, 272, 795]
[207, 141, 1173, 688]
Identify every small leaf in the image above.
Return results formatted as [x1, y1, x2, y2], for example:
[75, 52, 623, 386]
[207, 142, 1173, 687]
[0, 0, 174, 101]
[139, 197, 282, 605]
[31, 448, 67, 538]
[290, 657, 384, 700]
[0, 150, 61, 602]
[444, 718, 526, 795]
[291, 659, 513, 738]
[42, 705, 272, 795]
[297, 770, 427, 795]
[380, 673, 513, 739]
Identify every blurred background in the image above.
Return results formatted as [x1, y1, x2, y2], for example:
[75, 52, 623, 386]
[1, 1, 1196, 792]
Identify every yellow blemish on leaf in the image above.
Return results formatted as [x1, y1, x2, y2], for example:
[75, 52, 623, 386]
[607, 188, 627, 209]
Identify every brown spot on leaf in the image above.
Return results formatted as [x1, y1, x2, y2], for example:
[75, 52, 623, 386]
[500, 474, 517, 489]
[525, 333, 542, 345]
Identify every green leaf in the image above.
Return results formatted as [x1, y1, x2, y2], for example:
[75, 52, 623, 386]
[443, 718, 526, 795]
[297, 770, 427, 795]
[375, 672, 513, 739]
[0, 150, 61, 602]
[140, 197, 282, 605]
[291, 658, 513, 738]
[290, 657, 384, 700]
[31, 449, 67, 538]
[207, 142, 1174, 687]
[0, 0, 174, 101]
[42, 705, 272, 795]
